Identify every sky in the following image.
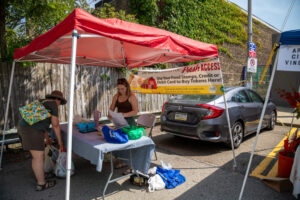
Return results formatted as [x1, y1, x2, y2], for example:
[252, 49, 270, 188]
[228, 0, 300, 32]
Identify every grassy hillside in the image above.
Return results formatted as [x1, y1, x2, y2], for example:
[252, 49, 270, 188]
[129, 0, 260, 58]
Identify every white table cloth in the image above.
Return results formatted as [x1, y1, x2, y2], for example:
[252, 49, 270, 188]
[60, 124, 155, 174]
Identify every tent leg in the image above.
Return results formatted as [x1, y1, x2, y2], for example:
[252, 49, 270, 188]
[238, 50, 279, 200]
[65, 29, 78, 200]
[222, 93, 237, 169]
[219, 67, 237, 170]
[0, 61, 16, 170]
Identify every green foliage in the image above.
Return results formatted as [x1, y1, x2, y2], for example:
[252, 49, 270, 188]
[3, 0, 92, 62]
[100, 73, 110, 81]
[129, 0, 255, 58]
[7, 0, 91, 36]
[93, 3, 137, 23]
[129, 0, 159, 25]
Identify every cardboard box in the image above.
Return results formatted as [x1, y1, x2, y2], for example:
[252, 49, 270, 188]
[261, 177, 293, 192]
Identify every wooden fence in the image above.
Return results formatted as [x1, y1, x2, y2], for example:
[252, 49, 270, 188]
[0, 62, 170, 129]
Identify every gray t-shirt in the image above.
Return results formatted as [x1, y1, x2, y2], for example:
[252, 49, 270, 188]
[19, 100, 58, 132]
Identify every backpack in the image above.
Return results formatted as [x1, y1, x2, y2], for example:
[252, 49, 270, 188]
[19, 100, 51, 125]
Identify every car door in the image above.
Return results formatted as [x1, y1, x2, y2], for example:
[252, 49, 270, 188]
[231, 89, 255, 133]
[246, 90, 266, 128]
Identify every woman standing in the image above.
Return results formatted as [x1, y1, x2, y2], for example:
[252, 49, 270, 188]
[18, 90, 66, 191]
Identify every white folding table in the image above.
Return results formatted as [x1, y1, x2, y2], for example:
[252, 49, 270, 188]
[60, 124, 155, 199]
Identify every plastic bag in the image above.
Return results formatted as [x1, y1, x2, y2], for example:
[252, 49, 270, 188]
[121, 126, 146, 140]
[101, 126, 129, 144]
[148, 174, 165, 192]
[54, 152, 75, 178]
[160, 160, 172, 170]
[148, 166, 157, 175]
[50, 146, 59, 162]
[44, 145, 57, 173]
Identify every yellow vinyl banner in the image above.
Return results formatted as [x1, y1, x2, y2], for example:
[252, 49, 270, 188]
[129, 60, 224, 95]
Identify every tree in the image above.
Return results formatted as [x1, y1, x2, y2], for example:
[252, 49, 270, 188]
[0, 0, 8, 61]
[1, 0, 92, 62]
[93, 3, 137, 23]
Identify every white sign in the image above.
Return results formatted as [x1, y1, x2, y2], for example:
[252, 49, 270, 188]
[277, 45, 300, 71]
[247, 57, 257, 73]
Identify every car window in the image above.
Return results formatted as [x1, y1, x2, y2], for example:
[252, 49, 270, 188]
[248, 90, 263, 103]
[173, 88, 233, 101]
[231, 90, 250, 103]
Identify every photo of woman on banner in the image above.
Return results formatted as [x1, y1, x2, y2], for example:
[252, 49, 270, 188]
[128, 73, 157, 89]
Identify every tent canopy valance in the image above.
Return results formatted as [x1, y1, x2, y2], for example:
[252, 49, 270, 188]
[280, 29, 300, 45]
[14, 8, 218, 68]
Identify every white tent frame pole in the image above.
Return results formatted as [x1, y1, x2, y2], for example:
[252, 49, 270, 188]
[0, 61, 16, 170]
[239, 48, 279, 200]
[65, 29, 78, 200]
[219, 61, 237, 169]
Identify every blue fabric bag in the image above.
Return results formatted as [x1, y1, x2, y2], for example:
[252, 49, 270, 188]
[156, 166, 186, 189]
[76, 122, 97, 133]
[101, 125, 129, 144]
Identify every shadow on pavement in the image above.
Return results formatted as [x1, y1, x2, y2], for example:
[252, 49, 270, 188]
[173, 152, 295, 200]
[0, 153, 147, 200]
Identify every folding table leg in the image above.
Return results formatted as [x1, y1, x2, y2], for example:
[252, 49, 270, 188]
[102, 152, 114, 200]
[154, 149, 158, 161]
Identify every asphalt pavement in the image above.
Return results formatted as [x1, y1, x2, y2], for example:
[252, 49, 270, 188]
[0, 123, 296, 200]
[1, 107, 298, 200]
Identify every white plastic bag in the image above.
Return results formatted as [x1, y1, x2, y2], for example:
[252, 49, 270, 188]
[44, 145, 55, 173]
[148, 174, 165, 192]
[54, 152, 75, 178]
[160, 160, 172, 170]
[148, 166, 157, 175]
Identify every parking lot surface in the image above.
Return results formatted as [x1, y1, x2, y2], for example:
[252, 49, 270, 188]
[0, 125, 295, 200]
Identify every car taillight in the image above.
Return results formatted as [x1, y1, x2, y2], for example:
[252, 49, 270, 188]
[162, 101, 168, 113]
[197, 104, 224, 119]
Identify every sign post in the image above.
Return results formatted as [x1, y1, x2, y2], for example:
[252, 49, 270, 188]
[247, 57, 257, 73]
[247, 41, 257, 89]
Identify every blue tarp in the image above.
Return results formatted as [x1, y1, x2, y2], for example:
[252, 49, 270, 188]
[280, 29, 300, 45]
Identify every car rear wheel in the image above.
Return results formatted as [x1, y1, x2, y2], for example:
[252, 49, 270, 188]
[227, 121, 244, 149]
[267, 111, 276, 130]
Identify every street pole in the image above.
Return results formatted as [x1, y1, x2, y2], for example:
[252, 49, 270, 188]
[248, 0, 253, 89]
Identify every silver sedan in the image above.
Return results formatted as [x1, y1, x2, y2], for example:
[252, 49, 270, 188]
[160, 87, 277, 148]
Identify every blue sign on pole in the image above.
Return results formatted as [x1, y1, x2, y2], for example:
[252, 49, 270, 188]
[249, 42, 256, 52]
[249, 42, 256, 57]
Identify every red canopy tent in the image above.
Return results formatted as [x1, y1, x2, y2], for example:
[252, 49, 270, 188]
[14, 8, 218, 68]
[2, 8, 220, 200]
